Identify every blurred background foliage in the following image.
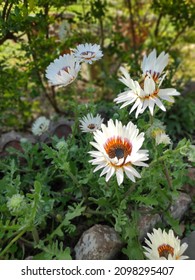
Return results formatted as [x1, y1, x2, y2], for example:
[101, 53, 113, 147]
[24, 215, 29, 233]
[0, 0, 195, 139]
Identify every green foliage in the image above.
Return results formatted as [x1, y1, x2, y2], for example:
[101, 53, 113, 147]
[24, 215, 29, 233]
[35, 240, 72, 260]
[0, 0, 194, 260]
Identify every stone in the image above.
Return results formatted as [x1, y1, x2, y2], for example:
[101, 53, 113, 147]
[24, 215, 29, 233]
[50, 117, 73, 139]
[137, 207, 162, 241]
[183, 168, 195, 199]
[182, 231, 195, 260]
[41, 117, 73, 143]
[0, 130, 36, 157]
[137, 192, 191, 241]
[169, 192, 192, 220]
[74, 224, 123, 260]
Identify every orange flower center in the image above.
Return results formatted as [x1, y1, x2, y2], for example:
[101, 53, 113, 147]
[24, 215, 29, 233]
[142, 89, 159, 99]
[104, 137, 132, 161]
[158, 244, 174, 259]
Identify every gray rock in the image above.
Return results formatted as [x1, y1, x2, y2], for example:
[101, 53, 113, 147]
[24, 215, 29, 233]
[138, 192, 191, 241]
[0, 131, 35, 152]
[0, 131, 36, 158]
[74, 224, 123, 260]
[138, 207, 162, 241]
[41, 117, 73, 143]
[182, 231, 195, 260]
[50, 117, 73, 139]
[183, 168, 195, 199]
[170, 192, 192, 220]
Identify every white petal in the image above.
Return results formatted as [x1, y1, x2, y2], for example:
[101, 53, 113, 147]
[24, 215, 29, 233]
[105, 166, 115, 182]
[116, 168, 124, 186]
[153, 96, 166, 111]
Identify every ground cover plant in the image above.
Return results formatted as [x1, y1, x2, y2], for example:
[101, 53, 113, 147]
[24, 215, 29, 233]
[0, 0, 195, 260]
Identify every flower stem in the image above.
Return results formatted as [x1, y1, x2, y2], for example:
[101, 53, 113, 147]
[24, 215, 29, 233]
[114, 183, 121, 204]
[0, 229, 26, 257]
[149, 113, 154, 125]
[85, 208, 108, 216]
[163, 161, 173, 190]
[123, 183, 136, 198]
[32, 227, 40, 245]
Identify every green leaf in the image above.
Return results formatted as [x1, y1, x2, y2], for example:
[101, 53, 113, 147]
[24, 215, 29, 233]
[163, 211, 182, 236]
[130, 195, 159, 206]
[49, 202, 86, 239]
[35, 240, 72, 260]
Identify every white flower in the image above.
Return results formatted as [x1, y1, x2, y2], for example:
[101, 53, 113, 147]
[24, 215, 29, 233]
[155, 131, 171, 146]
[79, 113, 104, 133]
[89, 119, 149, 186]
[72, 43, 103, 64]
[141, 49, 169, 83]
[143, 228, 189, 260]
[32, 116, 50, 136]
[114, 67, 180, 118]
[45, 54, 81, 87]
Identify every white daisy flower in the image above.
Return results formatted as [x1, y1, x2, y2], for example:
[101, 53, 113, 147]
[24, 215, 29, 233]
[114, 67, 180, 118]
[79, 113, 104, 133]
[141, 49, 169, 83]
[72, 43, 103, 64]
[143, 228, 189, 260]
[45, 54, 81, 87]
[89, 119, 149, 186]
[32, 116, 50, 136]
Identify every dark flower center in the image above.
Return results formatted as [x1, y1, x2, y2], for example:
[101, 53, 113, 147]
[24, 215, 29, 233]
[104, 137, 132, 161]
[88, 124, 96, 130]
[158, 244, 174, 259]
[80, 51, 96, 59]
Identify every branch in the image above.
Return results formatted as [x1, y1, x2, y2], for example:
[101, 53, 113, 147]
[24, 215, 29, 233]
[166, 24, 188, 52]
[154, 12, 163, 37]
[2, 0, 9, 20]
[44, 3, 49, 39]
[126, 0, 137, 50]
[5, 2, 13, 21]
[99, 17, 104, 49]
[0, 31, 18, 45]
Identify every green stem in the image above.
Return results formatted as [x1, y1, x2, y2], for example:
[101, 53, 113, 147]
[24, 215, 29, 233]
[149, 143, 189, 167]
[32, 227, 40, 245]
[163, 161, 173, 190]
[67, 170, 79, 186]
[114, 183, 121, 204]
[123, 183, 136, 198]
[149, 113, 154, 125]
[67, 170, 87, 201]
[85, 209, 108, 216]
[87, 65, 95, 105]
[0, 229, 26, 257]
[20, 238, 34, 247]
